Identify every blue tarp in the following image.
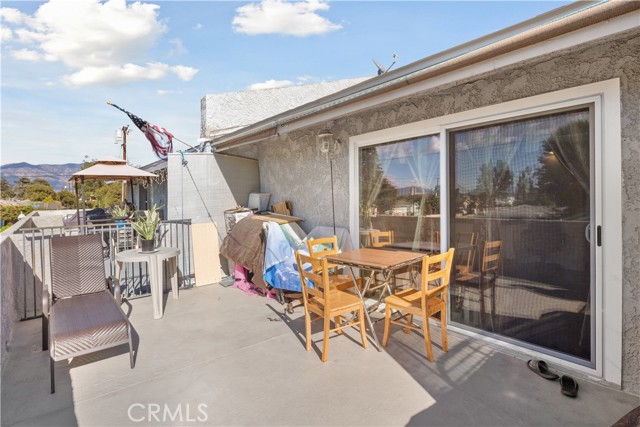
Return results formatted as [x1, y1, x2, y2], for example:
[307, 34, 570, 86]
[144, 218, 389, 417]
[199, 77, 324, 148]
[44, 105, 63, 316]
[263, 222, 308, 292]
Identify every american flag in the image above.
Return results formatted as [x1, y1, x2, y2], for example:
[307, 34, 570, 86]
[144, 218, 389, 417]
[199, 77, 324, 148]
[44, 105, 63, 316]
[108, 102, 174, 160]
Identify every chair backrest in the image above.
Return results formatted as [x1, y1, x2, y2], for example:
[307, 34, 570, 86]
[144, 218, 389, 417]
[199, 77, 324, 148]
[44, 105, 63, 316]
[295, 251, 330, 309]
[51, 234, 107, 299]
[420, 248, 455, 301]
[306, 236, 339, 258]
[370, 230, 394, 248]
[481, 240, 502, 274]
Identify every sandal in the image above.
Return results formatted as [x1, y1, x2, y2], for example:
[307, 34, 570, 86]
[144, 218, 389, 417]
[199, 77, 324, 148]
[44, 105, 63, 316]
[560, 375, 579, 398]
[527, 359, 559, 380]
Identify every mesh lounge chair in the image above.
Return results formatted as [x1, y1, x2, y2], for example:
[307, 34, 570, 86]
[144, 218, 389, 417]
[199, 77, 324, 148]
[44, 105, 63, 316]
[42, 234, 134, 393]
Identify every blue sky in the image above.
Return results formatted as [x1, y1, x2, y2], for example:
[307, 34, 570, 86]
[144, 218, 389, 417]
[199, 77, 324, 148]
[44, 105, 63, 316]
[1, 0, 570, 167]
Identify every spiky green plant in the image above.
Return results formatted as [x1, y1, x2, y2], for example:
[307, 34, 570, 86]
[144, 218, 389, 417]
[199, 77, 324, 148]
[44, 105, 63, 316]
[111, 204, 130, 218]
[131, 204, 160, 241]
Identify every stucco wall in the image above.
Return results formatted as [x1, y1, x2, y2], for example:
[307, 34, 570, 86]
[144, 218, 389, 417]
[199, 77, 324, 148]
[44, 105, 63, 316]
[256, 28, 640, 393]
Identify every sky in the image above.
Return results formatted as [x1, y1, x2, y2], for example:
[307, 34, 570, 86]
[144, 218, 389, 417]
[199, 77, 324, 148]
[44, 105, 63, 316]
[1, 0, 571, 169]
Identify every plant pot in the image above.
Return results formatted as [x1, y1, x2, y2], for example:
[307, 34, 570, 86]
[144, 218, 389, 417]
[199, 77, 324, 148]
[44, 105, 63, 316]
[140, 239, 155, 253]
[114, 218, 127, 229]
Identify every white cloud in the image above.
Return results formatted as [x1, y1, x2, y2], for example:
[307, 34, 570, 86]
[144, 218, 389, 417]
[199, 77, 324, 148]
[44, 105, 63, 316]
[10, 48, 42, 62]
[248, 79, 294, 90]
[0, 7, 27, 24]
[170, 65, 198, 81]
[232, 0, 341, 36]
[5, 0, 199, 86]
[168, 38, 187, 57]
[63, 63, 169, 86]
[1, 27, 12, 42]
[193, 23, 203, 30]
[157, 89, 183, 96]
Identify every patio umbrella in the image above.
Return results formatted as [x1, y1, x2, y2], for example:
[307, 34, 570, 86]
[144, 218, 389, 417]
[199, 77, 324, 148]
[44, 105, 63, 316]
[69, 156, 157, 225]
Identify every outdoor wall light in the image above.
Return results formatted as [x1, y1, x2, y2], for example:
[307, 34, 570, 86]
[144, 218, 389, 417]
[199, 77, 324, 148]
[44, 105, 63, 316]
[317, 129, 340, 234]
[317, 130, 341, 160]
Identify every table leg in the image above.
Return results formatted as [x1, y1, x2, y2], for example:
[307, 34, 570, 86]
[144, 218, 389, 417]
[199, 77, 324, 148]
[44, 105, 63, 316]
[348, 267, 381, 351]
[168, 256, 178, 299]
[148, 258, 162, 320]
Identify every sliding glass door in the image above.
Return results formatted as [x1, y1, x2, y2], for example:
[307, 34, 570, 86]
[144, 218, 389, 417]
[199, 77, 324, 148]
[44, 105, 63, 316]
[449, 107, 594, 364]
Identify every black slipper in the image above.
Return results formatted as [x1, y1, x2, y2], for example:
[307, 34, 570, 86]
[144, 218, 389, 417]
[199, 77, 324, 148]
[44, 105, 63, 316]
[527, 359, 559, 380]
[560, 375, 579, 398]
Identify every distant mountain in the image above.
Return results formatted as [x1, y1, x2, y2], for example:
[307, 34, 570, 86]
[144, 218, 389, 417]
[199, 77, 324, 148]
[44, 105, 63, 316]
[1, 162, 82, 191]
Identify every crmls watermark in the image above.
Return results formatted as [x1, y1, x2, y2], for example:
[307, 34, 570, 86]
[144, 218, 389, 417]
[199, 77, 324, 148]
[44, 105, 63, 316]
[128, 403, 208, 423]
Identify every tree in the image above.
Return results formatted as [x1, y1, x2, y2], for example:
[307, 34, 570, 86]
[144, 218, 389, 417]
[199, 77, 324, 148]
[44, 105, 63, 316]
[57, 190, 77, 208]
[0, 178, 14, 199]
[535, 120, 590, 218]
[475, 160, 513, 208]
[13, 177, 31, 199]
[24, 183, 56, 202]
[359, 148, 398, 227]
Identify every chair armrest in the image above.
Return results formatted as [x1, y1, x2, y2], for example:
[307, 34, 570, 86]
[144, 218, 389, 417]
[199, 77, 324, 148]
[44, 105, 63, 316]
[425, 283, 447, 298]
[108, 276, 122, 303]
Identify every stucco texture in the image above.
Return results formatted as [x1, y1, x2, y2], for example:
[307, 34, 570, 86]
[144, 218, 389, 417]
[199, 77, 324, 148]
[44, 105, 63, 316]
[255, 28, 640, 393]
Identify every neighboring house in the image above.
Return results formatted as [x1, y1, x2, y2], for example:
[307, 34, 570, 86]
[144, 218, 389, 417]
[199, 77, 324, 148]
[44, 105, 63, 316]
[210, 2, 640, 393]
[135, 78, 367, 216]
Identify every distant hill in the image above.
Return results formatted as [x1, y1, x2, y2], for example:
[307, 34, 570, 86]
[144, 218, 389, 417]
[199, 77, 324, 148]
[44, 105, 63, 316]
[1, 162, 82, 191]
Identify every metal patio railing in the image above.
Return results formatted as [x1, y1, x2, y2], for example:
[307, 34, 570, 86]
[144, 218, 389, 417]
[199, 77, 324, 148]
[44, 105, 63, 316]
[16, 220, 194, 320]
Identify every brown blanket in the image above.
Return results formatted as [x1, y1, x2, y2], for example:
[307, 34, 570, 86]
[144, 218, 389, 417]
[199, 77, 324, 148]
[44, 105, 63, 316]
[220, 217, 268, 290]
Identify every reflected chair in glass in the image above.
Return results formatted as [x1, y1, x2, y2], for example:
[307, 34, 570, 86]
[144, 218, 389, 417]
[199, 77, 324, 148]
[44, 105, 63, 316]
[306, 236, 359, 292]
[454, 231, 479, 275]
[370, 230, 394, 248]
[295, 251, 368, 362]
[382, 248, 455, 362]
[456, 240, 502, 330]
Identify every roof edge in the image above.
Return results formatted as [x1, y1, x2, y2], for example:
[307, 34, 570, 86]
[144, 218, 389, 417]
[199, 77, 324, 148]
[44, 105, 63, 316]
[214, 0, 638, 151]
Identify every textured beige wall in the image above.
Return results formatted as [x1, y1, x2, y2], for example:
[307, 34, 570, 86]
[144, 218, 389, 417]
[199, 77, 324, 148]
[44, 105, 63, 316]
[256, 28, 640, 393]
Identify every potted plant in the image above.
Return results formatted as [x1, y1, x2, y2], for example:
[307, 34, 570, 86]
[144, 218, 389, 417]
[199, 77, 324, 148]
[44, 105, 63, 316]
[132, 204, 160, 253]
[111, 204, 130, 228]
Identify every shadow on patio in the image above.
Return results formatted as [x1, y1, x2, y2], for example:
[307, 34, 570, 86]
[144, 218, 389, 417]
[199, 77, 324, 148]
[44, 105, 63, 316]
[1, 284, 637, 426]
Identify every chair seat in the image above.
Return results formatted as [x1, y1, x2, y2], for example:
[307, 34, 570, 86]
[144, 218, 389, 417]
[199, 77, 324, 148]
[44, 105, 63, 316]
[386, 289, 445, 316]
[329, 274, 356, 291]
[50, 291, 129, 360]
[309, 289, 363, 312]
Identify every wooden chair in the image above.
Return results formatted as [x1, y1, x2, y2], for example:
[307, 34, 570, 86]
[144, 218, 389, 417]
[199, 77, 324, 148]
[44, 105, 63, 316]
[295, 251, 368, 362]
[43, 234, 134, 393]
[370, 230, 394, 248]
[306, 236, 357, 292]
[456, 240, 502, 330]
[382, 248, 455, 362]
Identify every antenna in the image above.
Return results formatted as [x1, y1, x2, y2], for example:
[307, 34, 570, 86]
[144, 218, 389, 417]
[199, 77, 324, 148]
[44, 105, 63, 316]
[372, 53, 398, 75]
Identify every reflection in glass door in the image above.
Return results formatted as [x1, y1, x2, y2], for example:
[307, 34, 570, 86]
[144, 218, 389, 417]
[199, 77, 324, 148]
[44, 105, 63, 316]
[449, 107, 594, 364]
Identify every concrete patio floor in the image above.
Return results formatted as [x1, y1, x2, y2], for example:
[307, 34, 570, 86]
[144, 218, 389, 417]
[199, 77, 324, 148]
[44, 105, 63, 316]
[2, 284, 638, 427]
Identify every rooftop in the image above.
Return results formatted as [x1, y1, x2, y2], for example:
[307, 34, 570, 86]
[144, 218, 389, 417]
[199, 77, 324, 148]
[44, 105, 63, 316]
[2, 284, 637, 426]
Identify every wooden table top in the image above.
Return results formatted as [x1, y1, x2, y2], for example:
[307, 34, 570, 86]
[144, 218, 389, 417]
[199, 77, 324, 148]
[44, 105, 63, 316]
[326, 247, 425, 271]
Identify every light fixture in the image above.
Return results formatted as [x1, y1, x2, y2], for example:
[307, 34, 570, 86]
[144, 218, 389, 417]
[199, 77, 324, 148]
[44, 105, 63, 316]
[317, 130, 340, 160]
[317, 130, 341, 234]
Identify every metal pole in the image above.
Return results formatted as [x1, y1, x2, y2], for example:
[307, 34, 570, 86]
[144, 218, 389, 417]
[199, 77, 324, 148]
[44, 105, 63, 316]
[122, 125, 128, 203]
[81, 177, 86, 227]
[74, 179, 81, 226]
[330, 159, 336, 235]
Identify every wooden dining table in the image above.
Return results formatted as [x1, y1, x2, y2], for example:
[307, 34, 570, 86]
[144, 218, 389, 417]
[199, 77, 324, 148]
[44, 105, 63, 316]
[325, 247, 426, 350]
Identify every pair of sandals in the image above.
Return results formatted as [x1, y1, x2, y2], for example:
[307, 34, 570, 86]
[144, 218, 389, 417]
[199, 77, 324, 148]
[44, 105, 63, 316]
[527, 359, 579, 398]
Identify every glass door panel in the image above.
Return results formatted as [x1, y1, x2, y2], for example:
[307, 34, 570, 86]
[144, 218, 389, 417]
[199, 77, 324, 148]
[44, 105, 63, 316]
[449, 108, 594, 364]
[359, 135, 440, 250]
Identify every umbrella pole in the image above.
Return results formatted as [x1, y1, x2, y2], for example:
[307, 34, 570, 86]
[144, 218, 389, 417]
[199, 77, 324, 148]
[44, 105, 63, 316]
[81, 177, 86, 226]
[74, 179, 81, 226]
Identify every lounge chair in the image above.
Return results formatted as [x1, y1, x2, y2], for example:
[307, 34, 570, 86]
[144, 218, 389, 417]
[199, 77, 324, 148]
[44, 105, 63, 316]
[42, 234, 134, 393]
